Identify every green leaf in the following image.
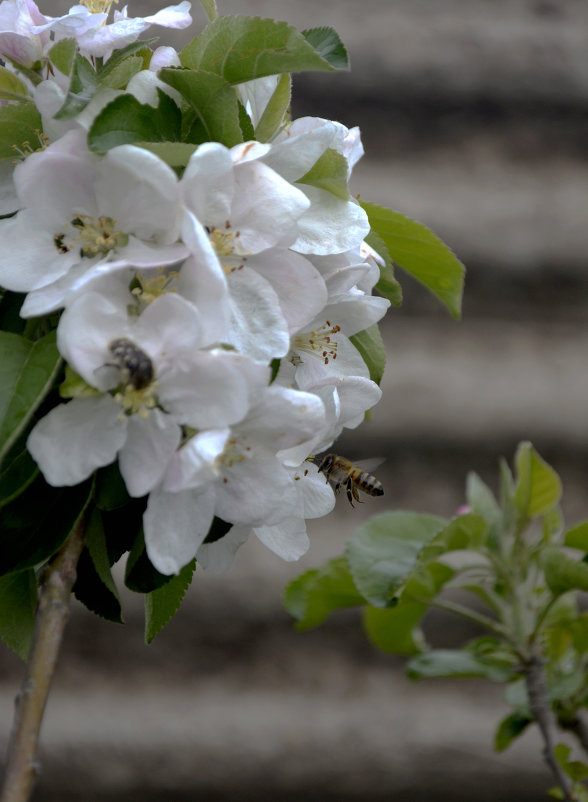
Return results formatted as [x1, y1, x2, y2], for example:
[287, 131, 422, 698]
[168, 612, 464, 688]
[101, 497, 146, 564]
[466, 472, 501, 523]
[54, 53, 99, 120]
[0, 476, 92, 577]
[88, 90, 182, 153]
[564, 521, 588, 553]
[94, 462, 131, 511]
[237, 100, 255, 140]
[48, 38, 76, 76]
[0, 67, 30, 101]
[98, 56, 144, 90]
[494, 712, 531, 752]
[283, 556, 364, 630]
[301, 27, 349, 70]
[97, 40, 155, 81]
[514, 442, 562, 520]
[0, 291, 26, 334]
[346, 511, 446, 607]
[0, 434, 38, 509]
[542, 549, 588, 596]
[136, 141, 198, 168]
[254, 72, 291, 142]
[350, 324, 386, 385]
[554, 743, 588, 782]
[363, 601, 428, 656]
[125, 529, 173, 593]
[199, 0, 218, 22]
[73, 507, 122, 623]
[0, 569, 37, 660]
[159, 68, 242, 147]
[0, 101, 42, 160]
[0, 330, 61, 467]
[406, 648, 512, 681]
[181, 17, 348, 80]
[145, 558, 195, 643]
[418, 513, 488, 563]
[298, 148, 349, 200]
[360, 201, 465, 319]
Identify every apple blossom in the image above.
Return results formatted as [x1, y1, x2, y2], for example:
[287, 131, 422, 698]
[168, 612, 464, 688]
[0, 129, 187, 316]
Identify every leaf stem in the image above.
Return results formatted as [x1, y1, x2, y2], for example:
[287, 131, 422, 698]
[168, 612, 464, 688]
[524, 653, 576, 801]
[426, 597, 511, 640]
[0, 515, 86, 802]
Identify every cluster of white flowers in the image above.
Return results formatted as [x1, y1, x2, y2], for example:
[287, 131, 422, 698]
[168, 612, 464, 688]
[0, 0, 389, 574]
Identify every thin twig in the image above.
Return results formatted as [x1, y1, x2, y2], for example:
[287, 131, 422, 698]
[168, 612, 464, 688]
[1, 514, 86, 802]
[524, 653, 576, 801]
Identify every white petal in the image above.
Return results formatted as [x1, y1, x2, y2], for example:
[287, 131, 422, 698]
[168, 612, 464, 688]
[134, 293, 202, 360]
[0, 210, 77, 292]
[196, 524, 250, 573]
[160, 349, 257, 429]
[15, 129, 97, 215]
[57, 290, 128, 387]
[181, 142, 234, 223]
[243, 386, 326, 451]
[144, 485, 215, 575]
[118, 409, 181, 497]
[264, 117, 343, 182]
[163, 428, 229, 492]
[249, 249, 327, 333]
[253, 517, 310, 562]
[96, 146, 181, 243]
[142, 1, 192, 29]
[293, 462, 335, 518]
[27, 396, 125, 486]
[292, 188, 370, 255]
[321, 294, 390, 337]
[226, 266, 290, 361]
[216, 454, 297, 527]
[231, 160, 310, 252]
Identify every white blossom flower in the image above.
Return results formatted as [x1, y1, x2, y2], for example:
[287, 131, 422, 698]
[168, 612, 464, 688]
[28, 289, 268, 495]
[197, 461, 335, 573]
[262, 117, 370, 255]
[30, 1, 192, 60]
[144, 386, 326, 574]
[308, 245, 390, 336]
[180, 141, 328, 361]
[0, 129, 187, 316]
[0, 0, 48, 66]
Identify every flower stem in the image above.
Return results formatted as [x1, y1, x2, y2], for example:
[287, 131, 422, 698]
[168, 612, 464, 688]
[524, 653, 576, 801]
[0, 515, 86, 802]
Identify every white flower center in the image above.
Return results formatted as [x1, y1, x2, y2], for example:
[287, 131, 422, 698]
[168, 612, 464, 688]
[11, 131, 49, 163]
[217, 435, 252, 478]
[54, 215, 128, 258]
[80, 0, 118, 15]
[131, 270, 179, 310]
[207, 224, 247, 274]
[291, 321, 341, 365]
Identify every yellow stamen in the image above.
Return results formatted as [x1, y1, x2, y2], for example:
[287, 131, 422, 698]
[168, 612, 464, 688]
[291, 321, 341, 365]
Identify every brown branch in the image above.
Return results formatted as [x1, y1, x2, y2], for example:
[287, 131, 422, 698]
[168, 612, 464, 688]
[524, 653, 576, 801]
[1, 515, 86, 802]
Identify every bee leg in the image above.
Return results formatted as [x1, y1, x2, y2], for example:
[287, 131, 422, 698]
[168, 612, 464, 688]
[346, 477, 355, 508]
[352, 485, 363, 504]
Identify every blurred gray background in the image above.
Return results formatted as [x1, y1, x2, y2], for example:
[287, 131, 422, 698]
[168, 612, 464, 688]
[2, 0, 588, 799]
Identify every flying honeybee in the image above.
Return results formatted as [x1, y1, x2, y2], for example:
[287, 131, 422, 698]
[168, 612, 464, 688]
[107, 337, 154, 390]
[316, 453, 384, 507]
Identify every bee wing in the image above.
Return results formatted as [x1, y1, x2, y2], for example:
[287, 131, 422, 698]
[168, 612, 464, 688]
[354, 457, 386, 472]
